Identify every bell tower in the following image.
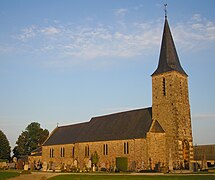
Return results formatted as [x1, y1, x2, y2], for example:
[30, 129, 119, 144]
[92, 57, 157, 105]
[151, 13, 193, 169]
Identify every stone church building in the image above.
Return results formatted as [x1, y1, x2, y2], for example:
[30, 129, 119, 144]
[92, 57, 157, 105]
[42, 15, 194, 171]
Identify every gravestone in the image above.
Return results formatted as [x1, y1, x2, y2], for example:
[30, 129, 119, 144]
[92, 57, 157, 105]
[131, 161, 136, 171]
[30, 162, 35, 170]
[66, 164, 71, 172]
[24, 164, 29, 171]
[0, 162, 7, 169]
[168, 149, 173, 171]
[42, 162, 47, 171]
[92, 165, 96, 172]
[87, 160, 92, 169]
[74, 160, 77, 167]
[8, 163, 16, 169]
[13, 157, 17, 163]
[100, 162, 105, 168]
[52, 163, 56, 171]
[17, 159, 24, 170]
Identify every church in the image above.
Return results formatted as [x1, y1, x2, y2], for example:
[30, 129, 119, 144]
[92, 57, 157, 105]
[42, 14, 194, 171]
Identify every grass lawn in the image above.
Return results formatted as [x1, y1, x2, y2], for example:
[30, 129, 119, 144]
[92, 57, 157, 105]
[0, 171, 20, 179]
[49, 174, 215, 180]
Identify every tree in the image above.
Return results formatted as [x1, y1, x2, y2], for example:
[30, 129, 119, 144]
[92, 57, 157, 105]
[13, 131, 29, 156]
[91, 151, 99, 167]
[13, 122, 49, 157]
[0, 130, 11, 160]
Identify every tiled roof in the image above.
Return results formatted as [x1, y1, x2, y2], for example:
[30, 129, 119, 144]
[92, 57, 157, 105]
[43, 107, 152, 146]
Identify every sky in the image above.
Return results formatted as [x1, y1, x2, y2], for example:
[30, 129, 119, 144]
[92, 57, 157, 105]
[0, 0, 215, 151]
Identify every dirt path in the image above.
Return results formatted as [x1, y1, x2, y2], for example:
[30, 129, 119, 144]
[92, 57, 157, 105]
[8, 172, 60, 180]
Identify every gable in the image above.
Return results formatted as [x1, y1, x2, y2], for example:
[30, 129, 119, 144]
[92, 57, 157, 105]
[149, 120, 165, 133]
[43, 107, 152, 146]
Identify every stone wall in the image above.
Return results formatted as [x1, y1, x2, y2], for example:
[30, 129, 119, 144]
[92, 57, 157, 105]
[147, 131, 166, 168]
[152, 71, 193, 168]
[42, 138, 148, 171]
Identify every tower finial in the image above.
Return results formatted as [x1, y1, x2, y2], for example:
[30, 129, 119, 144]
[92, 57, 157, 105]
[164, 4, 167, 19]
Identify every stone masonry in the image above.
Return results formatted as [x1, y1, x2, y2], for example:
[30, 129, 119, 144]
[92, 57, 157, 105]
[42, 138, 150, 171]
[152, 71, 193, 169]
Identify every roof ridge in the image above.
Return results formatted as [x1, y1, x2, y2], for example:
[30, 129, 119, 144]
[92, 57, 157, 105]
[57, 121, 89, 128]
[91, 107, 152, 120]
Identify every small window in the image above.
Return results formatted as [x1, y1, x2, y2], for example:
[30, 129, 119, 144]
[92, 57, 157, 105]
[85, 145, 89, 157]
[50, 148, 54, 158]
[106, 144, 108, 155]
[60, 147, 65, 157]
[163, 78, 166, 96]
[103, 144, 105, 155]
[180, 80, 183, 96]
[124, 142, 129, 154]
[49, 148, 51, 158]
[103, 144, 108, 155]
[72, 146, 75, 157]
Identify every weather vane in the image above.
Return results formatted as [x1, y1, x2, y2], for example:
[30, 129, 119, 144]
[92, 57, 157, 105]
[164, 4, 167, 18]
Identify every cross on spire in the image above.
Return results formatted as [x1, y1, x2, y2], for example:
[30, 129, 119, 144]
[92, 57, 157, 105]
[164, 4, 167, 19]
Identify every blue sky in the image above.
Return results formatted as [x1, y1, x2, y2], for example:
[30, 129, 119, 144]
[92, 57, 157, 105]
[0, 0, 215, 149]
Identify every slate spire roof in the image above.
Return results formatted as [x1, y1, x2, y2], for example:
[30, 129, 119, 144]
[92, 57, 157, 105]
[152, 16, 187, 76]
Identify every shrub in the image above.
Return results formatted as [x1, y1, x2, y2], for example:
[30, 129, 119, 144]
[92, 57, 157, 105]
[116, 157, 128, 172]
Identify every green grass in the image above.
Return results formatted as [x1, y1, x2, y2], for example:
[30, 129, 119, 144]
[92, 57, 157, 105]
[0, 171, 20, 179]
[49, 174, 215, 180]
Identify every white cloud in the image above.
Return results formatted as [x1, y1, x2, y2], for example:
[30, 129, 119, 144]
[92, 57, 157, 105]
[57, 24, 161, 60]
[18, 25, 37, 41]
[191, 14, 202, 22]
[11, 13, 215, 66]
[172, 15, 215, 50]
[41, 26, 61, 36]
[114, 8, 128, 17]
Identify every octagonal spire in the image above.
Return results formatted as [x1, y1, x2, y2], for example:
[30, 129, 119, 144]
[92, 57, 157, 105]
[152, 16, 187, 76]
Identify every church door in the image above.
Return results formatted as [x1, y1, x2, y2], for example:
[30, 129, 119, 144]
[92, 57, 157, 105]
[182, 140, 190, 169]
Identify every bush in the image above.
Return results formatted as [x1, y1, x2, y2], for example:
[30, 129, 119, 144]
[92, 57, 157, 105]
[116, 157, 128, 172]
